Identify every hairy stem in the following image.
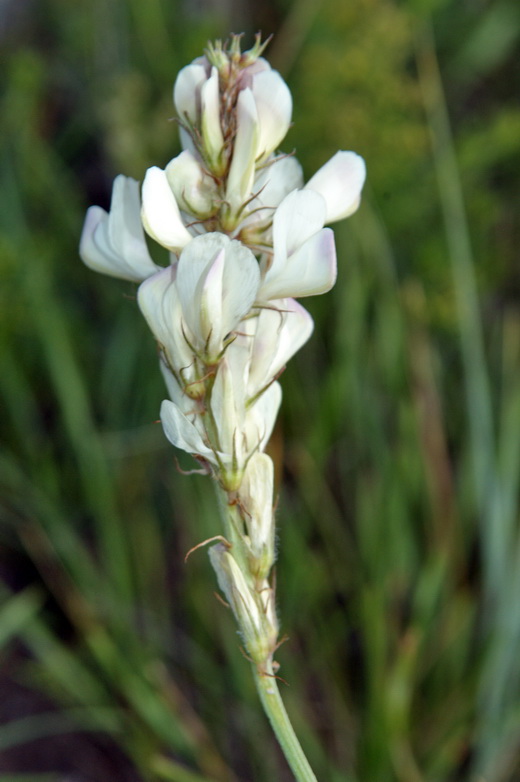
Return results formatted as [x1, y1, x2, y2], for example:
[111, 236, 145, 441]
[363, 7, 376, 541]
[253, 660, 318, 781]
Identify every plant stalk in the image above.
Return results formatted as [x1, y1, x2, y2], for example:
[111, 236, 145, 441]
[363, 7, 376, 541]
[253, 660, 318, 782]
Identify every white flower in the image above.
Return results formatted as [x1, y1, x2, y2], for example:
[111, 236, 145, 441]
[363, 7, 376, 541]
[257, 189, 337, 301]
[159, 361, 281, 489]
[209, 358, 281, 489]
[137, 265, 203, 397]
[173, 54, 291, 177]
[165, 150, 218, 218]
[224, 298, 313, 401]
[141, 166, 193, 252]
[79, 176, 160, 282]
[245, 299, 314, 398]
[160, 398, 217, 461]
[175, 233, 260, 362]
[159, 362, 200, 412]
[240, 156, 304, 242]
[305, 151, 367, 223]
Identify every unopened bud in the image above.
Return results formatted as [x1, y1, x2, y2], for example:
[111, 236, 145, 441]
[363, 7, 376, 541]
[209, 544, 278, 663]
[201, 67, 225, 174]
[240, 453, 275, 579]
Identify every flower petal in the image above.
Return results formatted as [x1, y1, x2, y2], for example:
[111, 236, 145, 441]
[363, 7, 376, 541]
[247, 298, 314, 394]
[160, 399, 214, 459]
[137, 265, 195, 376]
[79, 176, 159, 282]
[251, 70, 292, 159]
[259, 228, 337, 301]
[240, 453, 275, 576]
[254, 156, 304, 209]
[159, 361, 190, 410]
[305, 151, 366, 223]
[173, 62, 207, 123]
[208, 545, 265, 646]
[272, 189, 327, 261]
[199, 248, 225, 358]
[225, 88, 259, 214]
[211, 357, 245, 461]
[176, 233, 260, 356]
[245, 381, 282, 454]
[165, 150, 217, 218]
[141, 166, 193, 252]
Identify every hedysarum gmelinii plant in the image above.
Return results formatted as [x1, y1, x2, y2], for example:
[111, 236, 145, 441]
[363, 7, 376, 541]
[80, 35, 366, 782]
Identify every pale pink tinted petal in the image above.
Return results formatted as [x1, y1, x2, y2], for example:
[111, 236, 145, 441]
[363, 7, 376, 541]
[305, 151, 366, 223]
[141, 167, 193, 252]
[241, 57, 271, 79]
[259, 227, 336, 301]
[272, 189, 327, 265]
[80, 177, 159, 282]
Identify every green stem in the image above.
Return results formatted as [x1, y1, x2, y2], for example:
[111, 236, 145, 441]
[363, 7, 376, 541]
[253, 660, 318, 782]
[213, 484, 250, 572]
[213, 485, 317, 780]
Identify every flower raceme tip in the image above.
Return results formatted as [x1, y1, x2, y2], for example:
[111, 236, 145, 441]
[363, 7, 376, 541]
[78, 39, 366, 769]
[78, 33, 366, 485]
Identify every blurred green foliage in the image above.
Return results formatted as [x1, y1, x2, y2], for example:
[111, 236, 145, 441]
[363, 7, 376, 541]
[1, 0, 520, 780]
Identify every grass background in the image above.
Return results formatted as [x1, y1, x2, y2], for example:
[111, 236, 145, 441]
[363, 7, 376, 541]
[1, 0, 520, 780]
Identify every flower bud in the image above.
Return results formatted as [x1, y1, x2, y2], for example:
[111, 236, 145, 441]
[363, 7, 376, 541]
[209, 544, 278, 663]
[200, 67, 225, 173]
[240, 453, 275, 580]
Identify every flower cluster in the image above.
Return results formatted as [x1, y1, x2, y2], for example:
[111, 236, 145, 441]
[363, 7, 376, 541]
[80, 35, 365, 669]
